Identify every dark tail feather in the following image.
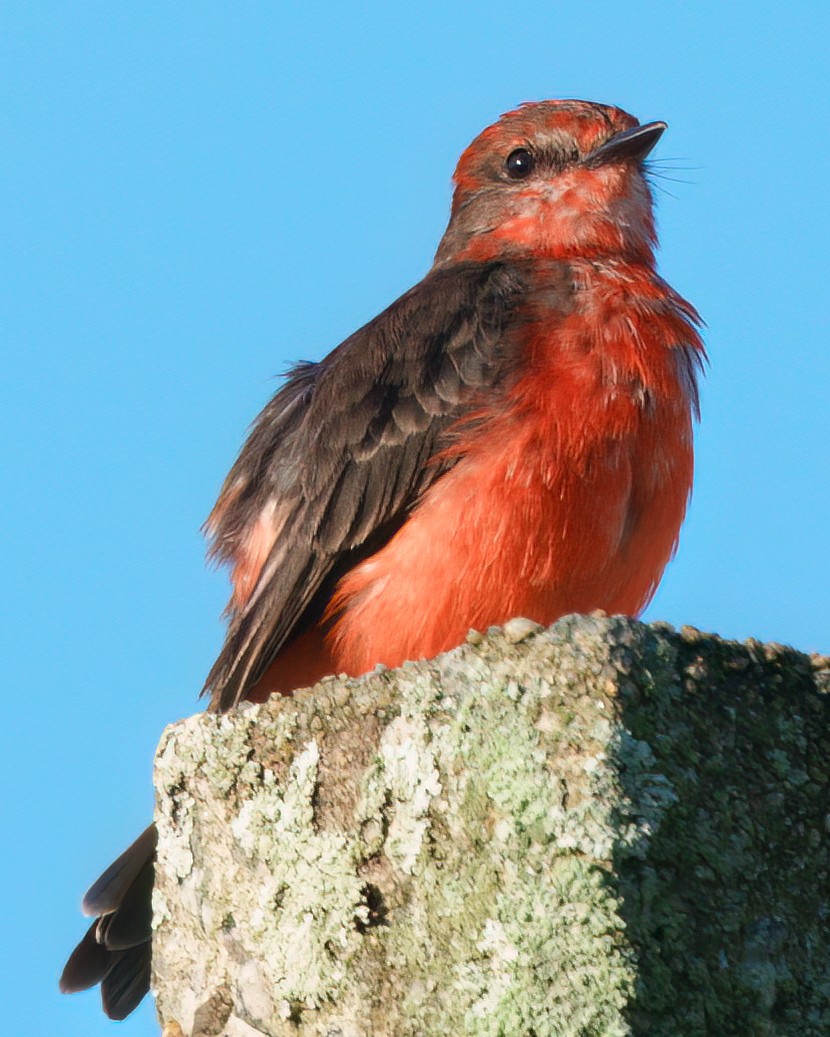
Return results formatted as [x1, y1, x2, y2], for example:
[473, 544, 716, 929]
[60, 824, 157, 1019]
[59, 920, 111, 992]
[82, 824, 157, 915]
[102, 943, 152, 1020]
[98, 853, 154, 950]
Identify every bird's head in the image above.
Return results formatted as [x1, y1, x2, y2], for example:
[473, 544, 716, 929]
[435, 100, 665, 267]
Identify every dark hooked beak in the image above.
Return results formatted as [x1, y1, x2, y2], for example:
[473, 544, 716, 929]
[583, 121, 667, 168]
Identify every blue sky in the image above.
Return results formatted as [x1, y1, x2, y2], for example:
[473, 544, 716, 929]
[2, 3, 828, 1034]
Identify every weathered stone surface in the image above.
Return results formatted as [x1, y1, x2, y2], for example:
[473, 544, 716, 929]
[151, 615, 830, 1036]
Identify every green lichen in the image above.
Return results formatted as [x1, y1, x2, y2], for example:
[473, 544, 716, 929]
[152, 616, 830, 1037]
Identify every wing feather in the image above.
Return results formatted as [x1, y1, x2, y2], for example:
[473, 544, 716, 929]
[204, 259, 572, 710]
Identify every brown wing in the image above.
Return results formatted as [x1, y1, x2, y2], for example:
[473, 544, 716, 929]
[203, 259, 571, 711]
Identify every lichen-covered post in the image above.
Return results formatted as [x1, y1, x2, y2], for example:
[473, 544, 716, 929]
[151, 616, 830, 1037]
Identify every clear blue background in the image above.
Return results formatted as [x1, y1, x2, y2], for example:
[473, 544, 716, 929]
[2, 3, 827, 1034]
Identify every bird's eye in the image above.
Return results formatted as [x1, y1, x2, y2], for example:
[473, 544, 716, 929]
[505, 148, 535, 179]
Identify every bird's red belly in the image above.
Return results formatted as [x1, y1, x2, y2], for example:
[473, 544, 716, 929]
[334, 405, 690, 665]
[251, 382, 693, 700]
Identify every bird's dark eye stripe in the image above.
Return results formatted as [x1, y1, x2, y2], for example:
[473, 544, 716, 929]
[505, 147, 534, 179]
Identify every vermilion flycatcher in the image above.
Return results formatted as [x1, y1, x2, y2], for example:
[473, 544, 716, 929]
[61, 99, 704, 1019]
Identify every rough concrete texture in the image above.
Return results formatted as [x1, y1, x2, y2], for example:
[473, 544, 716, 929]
[151, 615, 830, 1037]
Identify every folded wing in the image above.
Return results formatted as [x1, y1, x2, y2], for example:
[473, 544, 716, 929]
[203, 260, 548, 711]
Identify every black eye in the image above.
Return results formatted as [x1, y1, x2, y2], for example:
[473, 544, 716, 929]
[505, 148, 535, 179]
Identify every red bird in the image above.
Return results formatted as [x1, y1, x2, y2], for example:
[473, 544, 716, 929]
[61, 99, 703, 1018]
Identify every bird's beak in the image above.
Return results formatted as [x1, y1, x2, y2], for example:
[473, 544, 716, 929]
[583, 121, 667, 168]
